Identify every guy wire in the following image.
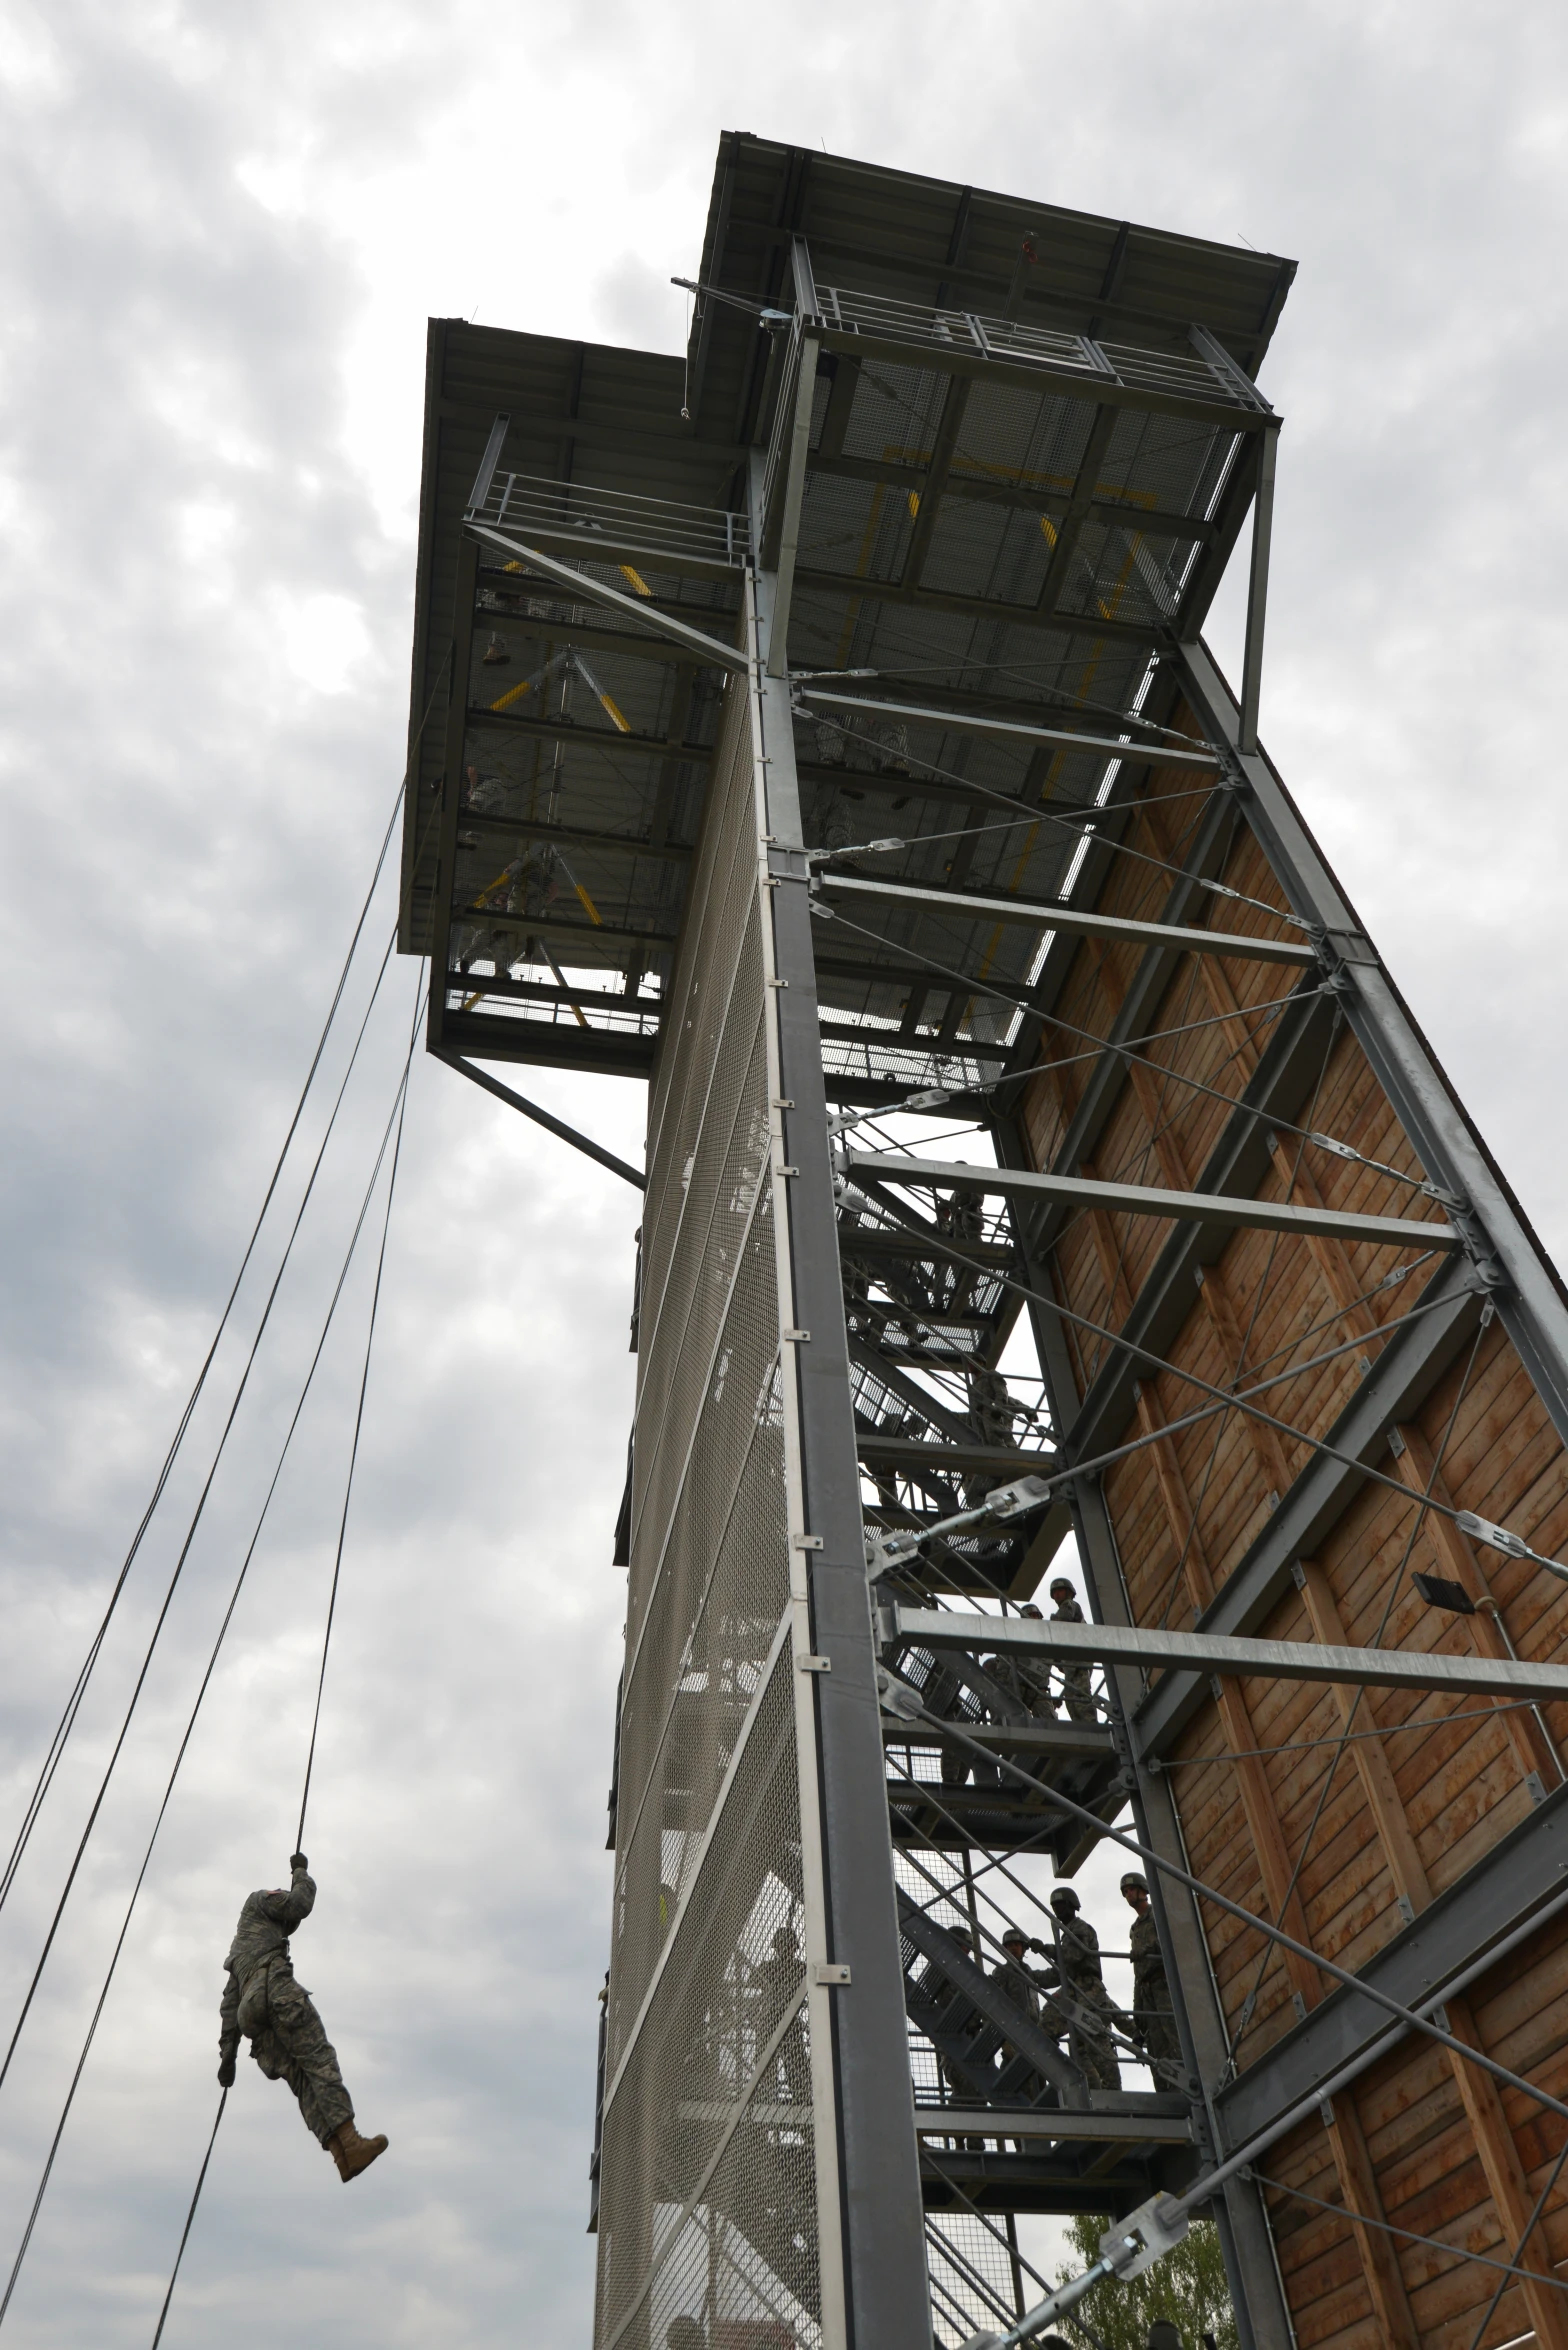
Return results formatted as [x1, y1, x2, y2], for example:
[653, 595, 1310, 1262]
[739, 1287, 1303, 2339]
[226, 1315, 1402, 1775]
[0, 755, 437, 1930]
[0, 996, 424, 2330]
[0, 929, 399, 2101]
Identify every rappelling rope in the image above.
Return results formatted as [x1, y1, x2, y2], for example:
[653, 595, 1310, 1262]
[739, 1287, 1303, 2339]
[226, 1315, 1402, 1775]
[0, 931, 400, 2111]
[0, 670, 448, 1947]
[149, 965, 418, 2350]
[297, 968, 421, 1854]
[0, 793, 407, 1933]
[148, 2090, 226, 2350]
[0, 987, 425, 2333]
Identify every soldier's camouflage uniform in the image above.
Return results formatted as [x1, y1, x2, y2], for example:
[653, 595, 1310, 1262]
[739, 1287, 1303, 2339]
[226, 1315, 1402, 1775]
[1050, 1594, 1098, 1723]
[1052, 1910, 1122, 2091]
[218, 1864, 355, 2147]
[986, 1648, 1057, 1721]
[1130, 1907, 1182, 2079]
[989, 1948, 1071, 2105]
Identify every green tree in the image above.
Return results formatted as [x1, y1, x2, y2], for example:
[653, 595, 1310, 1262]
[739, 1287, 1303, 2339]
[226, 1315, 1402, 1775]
[1052, 2211, 1237, 2350]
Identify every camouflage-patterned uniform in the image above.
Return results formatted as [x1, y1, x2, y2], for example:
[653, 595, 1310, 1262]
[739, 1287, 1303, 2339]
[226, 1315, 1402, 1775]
[218, 1863, 354, 2147]
[1050, 1592, 1098, 1723]
[1130, 1907, 1182, 2078]
[964, 1370, 1022, 1509]
[990, 1946, 1069, 2053]
[1052, 1907, 1121, 2091]
[987, 1644, 1057, 1722]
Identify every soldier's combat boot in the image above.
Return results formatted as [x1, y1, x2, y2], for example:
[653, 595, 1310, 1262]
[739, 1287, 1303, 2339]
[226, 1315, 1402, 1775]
[328, 2120, 389, 2182]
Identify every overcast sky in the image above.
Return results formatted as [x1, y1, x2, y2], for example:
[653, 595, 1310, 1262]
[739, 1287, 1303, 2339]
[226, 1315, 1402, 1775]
[1, 3, 1567, 2344]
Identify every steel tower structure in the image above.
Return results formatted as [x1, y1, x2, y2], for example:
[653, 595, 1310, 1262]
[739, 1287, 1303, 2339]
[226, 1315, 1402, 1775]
[400, 138, 1568, 2350]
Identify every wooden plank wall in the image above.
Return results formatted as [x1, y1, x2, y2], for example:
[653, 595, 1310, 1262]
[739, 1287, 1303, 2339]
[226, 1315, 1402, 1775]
[1020, 737, 1568, 2350]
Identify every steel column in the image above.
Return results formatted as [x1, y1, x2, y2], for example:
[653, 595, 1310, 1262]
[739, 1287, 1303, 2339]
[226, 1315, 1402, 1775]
[1238, 424, 1279, 756]
[749, 546, 934, 2350]
[426, 533, 481, 1059]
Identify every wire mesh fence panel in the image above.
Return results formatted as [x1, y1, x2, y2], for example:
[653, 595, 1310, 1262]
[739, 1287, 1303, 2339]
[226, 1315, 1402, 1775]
[611, 1380, 789, 2062]
[598, 1648, 821, 2350]
[602, 672, 821, 2350]
[925, 2215, 1024, 2349]
[628, 988, 772, 1640]
[640, 684, 764, 1375]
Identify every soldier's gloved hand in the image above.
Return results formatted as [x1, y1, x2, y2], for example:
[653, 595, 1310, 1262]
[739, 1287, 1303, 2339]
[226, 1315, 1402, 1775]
[289, 1852, 308, 1872]
[218, 2056, 237, 2088]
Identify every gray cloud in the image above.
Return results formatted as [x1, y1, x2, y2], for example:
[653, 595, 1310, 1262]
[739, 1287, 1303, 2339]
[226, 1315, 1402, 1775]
[0, 1, 1564, 2341]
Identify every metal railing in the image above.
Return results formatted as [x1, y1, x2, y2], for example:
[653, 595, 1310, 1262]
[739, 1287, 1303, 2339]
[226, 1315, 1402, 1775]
[814, 286, 1270, 416]
[467, 468, 751, 577]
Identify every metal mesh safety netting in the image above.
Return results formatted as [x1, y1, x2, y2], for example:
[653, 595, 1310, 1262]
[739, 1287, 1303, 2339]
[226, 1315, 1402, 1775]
[596, 667, 822, 2350]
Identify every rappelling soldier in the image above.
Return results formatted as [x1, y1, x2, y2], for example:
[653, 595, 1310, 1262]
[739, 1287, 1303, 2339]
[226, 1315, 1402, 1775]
[218, 1853, 387, 2183]
[1121, 1872, 1183, 2085]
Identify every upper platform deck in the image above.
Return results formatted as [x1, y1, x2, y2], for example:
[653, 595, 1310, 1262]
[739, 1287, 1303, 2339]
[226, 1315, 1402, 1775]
[397, 135, 1293, 1087]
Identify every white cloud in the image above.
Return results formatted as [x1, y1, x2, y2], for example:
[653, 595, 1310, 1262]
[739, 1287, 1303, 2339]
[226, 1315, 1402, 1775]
[272, 587, 374, 697]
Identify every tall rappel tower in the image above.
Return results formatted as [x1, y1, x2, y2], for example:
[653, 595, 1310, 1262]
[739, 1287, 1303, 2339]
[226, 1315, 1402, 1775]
[401, 138, 1568, 2350]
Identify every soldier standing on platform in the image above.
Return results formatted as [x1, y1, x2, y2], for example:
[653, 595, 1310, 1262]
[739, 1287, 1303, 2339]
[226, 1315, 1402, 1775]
[1122, 1872, 1182, 2085]
[1048, 1578, 1098, 1723]
[986, 1603, 1056, 1721]
[1048, 1885, 1120, 2090]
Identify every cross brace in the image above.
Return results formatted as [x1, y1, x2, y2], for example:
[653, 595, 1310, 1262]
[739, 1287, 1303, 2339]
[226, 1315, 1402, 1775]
[817, 872, 1314, 969]
[856, 1436, 1052, 1475]
[885, 1606, 1568, 1705]
[466, 523, 749, 671]
[794, 688, 1221, 770]
[884, 1720, 1113, 1758]
[847, 1153, 1460, 1253]
[914, 2107, 1191, 2145]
